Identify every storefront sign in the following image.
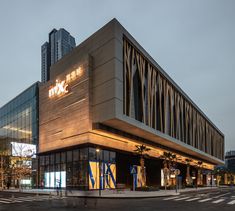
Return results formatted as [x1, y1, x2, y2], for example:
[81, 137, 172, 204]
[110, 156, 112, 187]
[49, 79, 68, 98]
[49, 67, 83, 98]
[65, 66, 83, 83]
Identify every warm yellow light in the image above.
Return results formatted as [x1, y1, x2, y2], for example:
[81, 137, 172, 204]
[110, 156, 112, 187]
[3, 125, 32, 135]
[49, 66, 83, 98]
[65, 67, 83, 83]
[96, 148, 100, 153]
[49, 79, 69, 98]
[93, 129, 214, 170]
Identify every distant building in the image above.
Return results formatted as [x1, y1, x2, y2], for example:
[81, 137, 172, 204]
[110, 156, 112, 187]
[41, 28, 76, 82]
[225, 151, 235, 173]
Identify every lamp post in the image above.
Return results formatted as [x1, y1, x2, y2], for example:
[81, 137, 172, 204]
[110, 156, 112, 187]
[96, 148, 101, 196]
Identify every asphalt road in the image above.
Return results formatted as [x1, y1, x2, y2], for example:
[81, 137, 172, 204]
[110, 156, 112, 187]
[0, 188, 235, 211]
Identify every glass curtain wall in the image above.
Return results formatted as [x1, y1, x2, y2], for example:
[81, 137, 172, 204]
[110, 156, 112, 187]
[0, 82, 39, 189]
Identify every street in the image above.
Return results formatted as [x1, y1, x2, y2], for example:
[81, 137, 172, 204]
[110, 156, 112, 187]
[0, 188, 235, 211]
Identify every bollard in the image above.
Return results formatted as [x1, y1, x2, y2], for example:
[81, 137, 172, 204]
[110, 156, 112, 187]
[35, 192, 39, 200]
[94, 198, 98, 208]
[11, 194, 15, 203]
[84, 197, 87, 208]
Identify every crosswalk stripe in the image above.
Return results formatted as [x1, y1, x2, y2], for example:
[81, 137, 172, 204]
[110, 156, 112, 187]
[174, 197, 190, 201]
[227, 200, 235, 205]
[214, 193, 230, 198]
[163, 196, 181, 200]
[11, 200, 25, 203]
[15, 196, 49, 200]
[0, 200, 11, 204]
[199, 198, 212, 202]
[0, 198, 12, 202]
[0, 196, 53, 204]
[212, 199, 225, 203]
[186, 197, 200, 202]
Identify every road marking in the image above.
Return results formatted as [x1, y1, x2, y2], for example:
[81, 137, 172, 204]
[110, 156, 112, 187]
[0, 200, 11, 204]
[16, 198, 38, 202]
[174, 197, 190, 201]
[212, 199, 225, 203]
[11, 200, 25, 203]
[15, 196, 49, 200]
[186, 197, 200, 201]
[0, 198, 12, 202]
[0, 195, 53, 204]
[227, 200, 235, 205]
[163, 196, 181, 200]
[214, 193, 230, 198]
[199, 198, 212, 202]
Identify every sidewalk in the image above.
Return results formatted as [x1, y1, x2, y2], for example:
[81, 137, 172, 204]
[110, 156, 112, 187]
[2, 186, 228, 199]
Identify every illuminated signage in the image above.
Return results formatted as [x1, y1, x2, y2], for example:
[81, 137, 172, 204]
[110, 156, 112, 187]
[66, 67, 83, 83]
[11, 142, 36, 158]
[49, 67, 83, 98]
[49, 80, 68, 98]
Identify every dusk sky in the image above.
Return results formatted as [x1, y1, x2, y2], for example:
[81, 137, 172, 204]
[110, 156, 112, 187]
[0, 0, 234, 151]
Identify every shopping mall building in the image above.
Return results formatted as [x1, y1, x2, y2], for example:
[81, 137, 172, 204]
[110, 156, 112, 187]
[0, 19, 225, 190]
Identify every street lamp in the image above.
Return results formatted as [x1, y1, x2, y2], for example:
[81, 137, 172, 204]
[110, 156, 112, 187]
[96, 148, 101, 196]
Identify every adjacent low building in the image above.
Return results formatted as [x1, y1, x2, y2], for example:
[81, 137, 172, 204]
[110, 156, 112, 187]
[225, 151, 235, 173]
[0, 82, 39, 189]
[38, 19, 224, 190]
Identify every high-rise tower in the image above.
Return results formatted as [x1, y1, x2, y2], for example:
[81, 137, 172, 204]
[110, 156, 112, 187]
[41, 28, 76, 82]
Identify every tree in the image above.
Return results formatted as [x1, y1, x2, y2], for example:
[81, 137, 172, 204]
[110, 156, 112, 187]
[185, 158, 192, 185]
[134, 144, 151, 187]
[0, 150, 10, 190]
[160, 152, 177, 189]
[10, 157, 32, 191]
[1, 153, 34, 191]
[196, 161, 203, 186]
[161, 152, 177, 170]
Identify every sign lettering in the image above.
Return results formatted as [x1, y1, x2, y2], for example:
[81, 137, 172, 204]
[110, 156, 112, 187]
[49, 80, 69, 98]
[48, 66, 83, 98]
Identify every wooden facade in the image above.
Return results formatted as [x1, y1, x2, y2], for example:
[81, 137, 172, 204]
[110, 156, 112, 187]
[123, 38, 224, 161]
[39, 56, 92, 153]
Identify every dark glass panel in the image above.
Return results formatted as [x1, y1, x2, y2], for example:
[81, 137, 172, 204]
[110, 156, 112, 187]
[73, 149, 79, 161]
[50, 154, 54, 165]
[80, 148, 88, 160]
[61, 152, 66, 163]
[110, 151, 116, 163]
[55, 153, 60, 164]
[89, 147, 97, 161]
[67, 151, 72, 162]
[103, 150, 109, 162]
[66, 162, 73, 187]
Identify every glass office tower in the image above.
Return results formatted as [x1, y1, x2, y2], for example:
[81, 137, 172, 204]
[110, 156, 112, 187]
[0, 82, 39, 189]
[41, 28, 76, 82]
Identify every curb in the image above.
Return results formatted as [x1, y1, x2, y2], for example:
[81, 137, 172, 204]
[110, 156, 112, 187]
[66, 194, 179, 199]
[2, 186, 233, 200]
